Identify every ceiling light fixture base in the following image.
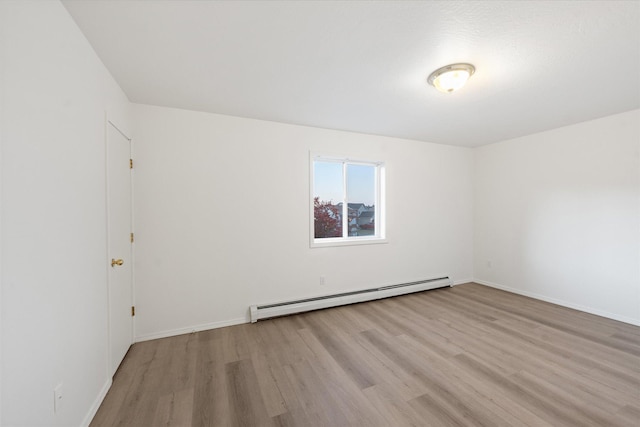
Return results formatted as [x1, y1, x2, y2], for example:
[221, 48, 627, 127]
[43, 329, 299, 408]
[427, 63, 475, 93]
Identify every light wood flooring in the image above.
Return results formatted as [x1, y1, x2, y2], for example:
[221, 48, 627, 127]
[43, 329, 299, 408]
[91, 283, 640, 426]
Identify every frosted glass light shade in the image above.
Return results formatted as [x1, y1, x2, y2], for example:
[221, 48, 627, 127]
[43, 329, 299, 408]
[428, 63, 475, 93]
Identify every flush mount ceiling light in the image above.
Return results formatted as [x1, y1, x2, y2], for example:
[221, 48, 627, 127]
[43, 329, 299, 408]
[427, 63, 475, 93]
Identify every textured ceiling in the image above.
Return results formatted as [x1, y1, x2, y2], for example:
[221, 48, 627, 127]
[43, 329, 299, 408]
[62, 0, 640, 147]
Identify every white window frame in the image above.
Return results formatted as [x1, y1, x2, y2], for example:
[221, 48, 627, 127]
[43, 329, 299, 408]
[310, 153, 386, 248]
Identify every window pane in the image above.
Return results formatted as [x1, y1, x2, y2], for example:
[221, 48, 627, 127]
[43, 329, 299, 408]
[346, 164, 376, 237]
[313, 161, 343, 238]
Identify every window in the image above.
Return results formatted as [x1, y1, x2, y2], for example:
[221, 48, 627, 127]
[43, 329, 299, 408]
[311, 155, 385, 247]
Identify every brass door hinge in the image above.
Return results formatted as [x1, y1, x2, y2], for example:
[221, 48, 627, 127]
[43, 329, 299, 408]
[130, 232, 134, 243]
[131, 306, 135, 317]
[129, 159, 133, 169]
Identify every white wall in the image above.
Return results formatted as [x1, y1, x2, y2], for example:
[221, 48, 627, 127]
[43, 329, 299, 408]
[132, 104, 474, 340]
[474, 109, 640, 325]
[0, 8, 4, 422]
[1, 1, 131, 426]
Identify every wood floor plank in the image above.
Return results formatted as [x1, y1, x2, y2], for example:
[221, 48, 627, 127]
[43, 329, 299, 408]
[512, 370, 629, 427]
[451, 352, 588, 427]
[360, 329, 515, 427]
[617, 405, 640, 425]
[301, 315, 377, 389]
[113, 337, 173, 426]
[152, 388, 194, 427]
[395, 333, 550, 427]
[282, 358, 352, 425]
[255, 349, 310, 424]
[89, 341, 155, 426]
[91, 284, 640, 427]
[361, 384, 428, 427]
[248, 350, 288, 418]
[190, 336, 232, 427]
[487, 317, 640, 397]
[225, 358, 273, 427]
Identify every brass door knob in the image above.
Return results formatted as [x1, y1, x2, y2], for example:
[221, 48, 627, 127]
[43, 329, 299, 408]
[111, 258, 124, 267]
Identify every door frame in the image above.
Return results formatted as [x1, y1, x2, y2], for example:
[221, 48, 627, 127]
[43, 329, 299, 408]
[105, 114, 134, 377]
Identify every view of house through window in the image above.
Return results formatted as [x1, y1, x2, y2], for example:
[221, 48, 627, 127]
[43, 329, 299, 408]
[312, 156, 385, 245]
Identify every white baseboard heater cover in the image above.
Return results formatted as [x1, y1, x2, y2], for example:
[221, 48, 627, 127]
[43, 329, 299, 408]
[249, 276, 452, 323]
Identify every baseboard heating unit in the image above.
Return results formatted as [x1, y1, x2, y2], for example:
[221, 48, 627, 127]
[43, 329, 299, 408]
[249, 276, 452, 323]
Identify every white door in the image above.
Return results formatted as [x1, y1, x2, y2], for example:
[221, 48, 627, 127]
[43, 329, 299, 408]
[106, 121, 133, 376]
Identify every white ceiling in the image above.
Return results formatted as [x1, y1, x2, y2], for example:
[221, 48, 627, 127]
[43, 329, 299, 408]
[62, 0, 640, 147]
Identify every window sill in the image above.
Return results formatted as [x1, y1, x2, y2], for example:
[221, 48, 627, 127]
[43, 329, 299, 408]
[310, 237, 388, 248]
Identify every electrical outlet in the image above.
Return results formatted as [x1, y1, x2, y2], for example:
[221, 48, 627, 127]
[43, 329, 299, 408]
[319, 276, 326, 286]
[53, 383, 63, 414]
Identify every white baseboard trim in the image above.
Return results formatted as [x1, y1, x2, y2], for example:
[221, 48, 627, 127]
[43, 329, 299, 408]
[81, 377, 112, 427]
[474, 279, 640, 327]
[134, 317, 248, 343]
[136, 280, 470, 341]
